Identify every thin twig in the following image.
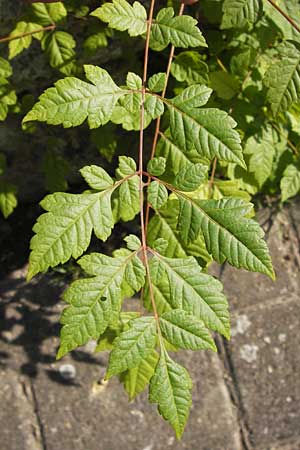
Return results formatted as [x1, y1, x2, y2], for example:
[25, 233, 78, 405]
[0, 24, 56, 44]
[266, 0, 300, 34]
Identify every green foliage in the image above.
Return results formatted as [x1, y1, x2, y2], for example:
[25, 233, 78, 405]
[6, 0, 300, 438]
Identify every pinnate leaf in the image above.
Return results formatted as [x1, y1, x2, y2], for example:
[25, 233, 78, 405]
[149, 349, 192, 439]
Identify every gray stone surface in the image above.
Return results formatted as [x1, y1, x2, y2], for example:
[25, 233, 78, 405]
[1, 202, 300, 450]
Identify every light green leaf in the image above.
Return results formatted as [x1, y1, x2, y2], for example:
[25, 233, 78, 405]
[174, 163, 208, 191]
[147, 197, 212, 264]
[116, 156, 136, 177]
[113, 176, 140, 222]
[122, 349, 159, 400]
[41, 31, 76, 76]
[160, 310, 216, 351]
[177, 196, 275, 279]
[264, 41, 300, 117]
[281, 163, 300, 202]
[84, 32, 108, 53]
[57, 252, 133, 358]
[145, 254, 230, 337]
[221, 0, 263, 29]
[124, 235, 141, 251]
[147, 157, 166, 176]
[107, 316, 157, 377]
[0, 58, 12, 79]
[165, 91, 245, 167]
[148, 73, 166, 93]
[91, 0, 147, 37]
[30, 2, 67, 25]
[0, 180, 17, 219]
[171, 51, 209, 85]
[23, 65, 125, 129]
[9, 22, 42, 59]
[28, 187, 116, 280]
[80, 165, 114, 191]
[149, 349, 192, 439]
[171, 84, 212, 108]
[148, 181, 168, 210]
[150, 8, 207, 51]
[244, 129, 275, 187]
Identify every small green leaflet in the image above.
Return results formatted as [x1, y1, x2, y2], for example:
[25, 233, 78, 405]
[121, 349, 159, 400]
[165, 86, 245, 167]
[264, 41, 300, 117]
[0, 58, 12, 79]
[0, 181, 17, 219]
[176, 195, 275, 279]
[113, 156, 140, 222]
[147, 181, 168, 210]
[147, 197, 212, 264]
[9, 22, 42, 59]
[150, 7, 207, 51]
[91, 0, 147, 37]
[41, 31, 76, 76]
[30, 2, 67, 25]
[149, 349, 192, 439]
[171, 51, 209, 85]
[106, 316, 157, 378]
[244, 128, 275, 187]
[221, 0, 263, 29]
[160, 310, 216, 351]
[148, 73, 166, 93]
[57, 251, 145, 359]
[124, 235, 141, 251]
[80, 165, 114, 191]
[23, 65, 126, 128]
[147, 157, 166, 176]
[280, 163, 300, 202]
[145, 254, 230, 337]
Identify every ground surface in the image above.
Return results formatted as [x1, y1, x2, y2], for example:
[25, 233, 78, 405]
[0, 200, 300, 450]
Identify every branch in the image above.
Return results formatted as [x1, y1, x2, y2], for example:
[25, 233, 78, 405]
[0, 24, 55, 44]
[266, 0, 300, 34]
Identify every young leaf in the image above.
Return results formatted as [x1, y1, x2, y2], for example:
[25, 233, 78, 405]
[124, 235, 141, 251]
[280, 163, 300, 202]
[221, 0, 263, 29]
[177, 196, 275, 279]
[165, 89, 245, 167]
[80, 165, 114, 191]
[147, 181, 168, 210]
[91, 0, 147, 37]
[171, 51, 209, 85]
[27, 183, 117, 280]
[264, 41, 300, 117]
[121, 349, 159, 400]
[106, 316, 157, 378]
[145, 254, 230, 338]
[147, 157, 166, 176]
[0, 181, 17, 219]
[41, 31, 76, 76]
[160, 310, 216, 351]
[23, 65, 125, 128]
[150, 8, 207, 50]
[30, 2, 67, 25]
[148, 73, 166, 93]
[9, 22, 42, 59]
[174, 163, 208, 191]
[149, 349, 192, 439]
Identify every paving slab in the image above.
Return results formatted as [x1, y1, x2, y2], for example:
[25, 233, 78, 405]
[226, 295, 300, 449]
[218, 209, 299, 312]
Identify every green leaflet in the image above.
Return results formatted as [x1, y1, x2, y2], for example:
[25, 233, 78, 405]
[264, 41, 300, 117]
[113, 156, 140, 222]
[0, 180, 17, 219]
[91, 0, 147, 37]
[165, 86, 245, 167]
[57, 251, 145, 358]
[177, 195, 275, 279]
[41, 31, 76, 76]
[121, 349, 159, 400]
[0, 58, 17, 122]
[264, 0, 300, 40]
[150, 7, 207, 51]
[221, 0, 263, 29]
[106, 316, 157, 377]
[147, 157, 166, 176]
[8, 22, 42, 59]
[174, 163, 208, 192]
[147, 181, 168, 210]
[160, 310, 217, 351]
[124, 234, 141, 251]
[23, 65, 125, 128]
[280, 163, 300, 202]
[80, 165, 114, 191]
[244, 128, 275, 187]
[30, 2, 67, 25]
[147, 197, 212, 264]
[148, 73, 166, 93]
[171, 51, 209, 85]
[145, 254, 230, 338]
[149, 349, 192, 439]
